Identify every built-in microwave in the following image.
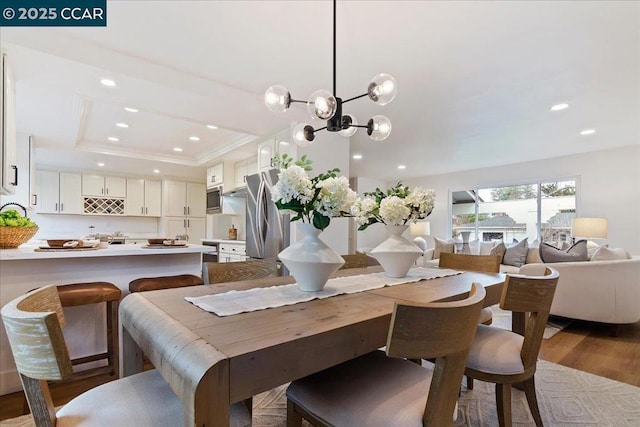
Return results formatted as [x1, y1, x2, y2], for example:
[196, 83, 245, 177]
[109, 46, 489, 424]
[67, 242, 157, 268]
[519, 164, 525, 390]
[206, 186, 223, 214]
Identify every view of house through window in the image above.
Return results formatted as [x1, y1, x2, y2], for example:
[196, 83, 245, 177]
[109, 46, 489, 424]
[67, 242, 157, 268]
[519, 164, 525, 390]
[452, 180, 576, 246]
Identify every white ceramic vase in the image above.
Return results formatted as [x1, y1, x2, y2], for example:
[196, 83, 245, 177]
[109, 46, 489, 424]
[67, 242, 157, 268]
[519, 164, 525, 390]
[370, 224, 422, 278]
[278, 223, 345, 292]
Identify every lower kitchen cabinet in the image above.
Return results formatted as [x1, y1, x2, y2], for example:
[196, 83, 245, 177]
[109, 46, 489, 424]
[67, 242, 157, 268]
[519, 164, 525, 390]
[165, 217, 206, 244]
[219, 242, 247, 263]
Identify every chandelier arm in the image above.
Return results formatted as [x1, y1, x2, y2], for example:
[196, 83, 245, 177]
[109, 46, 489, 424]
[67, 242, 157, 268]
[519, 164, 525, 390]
[314, 126, 328, 133]
[289, 99, 309, 104]
[342, 93, 368, 104]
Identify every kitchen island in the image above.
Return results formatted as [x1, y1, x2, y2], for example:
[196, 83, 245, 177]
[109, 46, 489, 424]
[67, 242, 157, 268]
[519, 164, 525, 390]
[0, 243, 207, 395]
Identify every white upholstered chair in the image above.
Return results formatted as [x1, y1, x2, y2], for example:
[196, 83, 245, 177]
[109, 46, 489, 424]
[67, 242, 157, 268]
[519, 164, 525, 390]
[286, 283, 486, 427]
[1, 285, 251, 427]
[464, 267, 559, 427]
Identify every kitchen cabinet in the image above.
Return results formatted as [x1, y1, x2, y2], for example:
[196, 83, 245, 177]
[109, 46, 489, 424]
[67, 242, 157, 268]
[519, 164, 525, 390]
[163, 180, 206, 218]
[234, 155, 258, 188]
[219, 242, 247, 263]
[257, 130, 296, 172]
[206, 162, 224, 188]
[125, 179, 161, 217]
[0, 50, 17, 195]
[82, 174, 126, 197]
[165, 217, 206, 244]
[36, 171, 82, 214]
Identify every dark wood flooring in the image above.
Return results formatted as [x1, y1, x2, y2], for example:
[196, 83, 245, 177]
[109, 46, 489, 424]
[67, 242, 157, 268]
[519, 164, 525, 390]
[1, 320, 639, 421]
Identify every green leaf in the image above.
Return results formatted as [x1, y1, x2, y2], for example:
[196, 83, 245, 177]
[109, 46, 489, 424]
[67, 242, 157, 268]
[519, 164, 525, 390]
[312, 212, 330, 230]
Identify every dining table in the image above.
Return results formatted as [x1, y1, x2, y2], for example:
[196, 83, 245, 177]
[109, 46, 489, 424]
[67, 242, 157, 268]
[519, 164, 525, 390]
[120, 266, 508, 427]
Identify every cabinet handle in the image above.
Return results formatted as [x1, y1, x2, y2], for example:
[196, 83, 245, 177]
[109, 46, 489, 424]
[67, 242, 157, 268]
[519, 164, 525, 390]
[55, 203, 58, 212]
[32, 194, 37, 206]
[188, 206, 191, 215]
[10, 166, 18, 186]
[101, 188, 104, 195]
[106, 188, 109, 195]
[211, 175, 215, 182]
[187, 219, 190, 228]
[183, 206, 186, 215]
[141, 207, 144, 214]
[270, 158, 274, 167]
[183, 219, 186, 227]
[243, 175, 246, 183]
[60, 203, 64, 212]
[145, 207, 148, 214]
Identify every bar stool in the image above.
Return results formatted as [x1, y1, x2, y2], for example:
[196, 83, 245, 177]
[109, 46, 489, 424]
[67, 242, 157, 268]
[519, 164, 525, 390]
[56, 281, 122, 380]
[129, 274, 203, 293]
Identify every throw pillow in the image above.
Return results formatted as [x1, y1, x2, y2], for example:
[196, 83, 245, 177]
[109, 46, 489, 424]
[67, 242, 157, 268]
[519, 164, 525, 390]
[539, 240, 589, 263]
[479, 241, 495, 255]
[433, 237, 455, 259]
[468, 239, 480, 255]
[525, 247, 543, 264]
[489, 242, 506, 262]
[591, 246, 631, 261]
[503, 238, 529, 267]
[586, 241, 604, 259]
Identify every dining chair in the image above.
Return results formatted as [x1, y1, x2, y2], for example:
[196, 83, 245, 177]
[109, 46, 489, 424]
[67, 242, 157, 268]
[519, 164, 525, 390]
[464, 267, 559, 427]
[286, 283, 486, 427]
[439, 252, 501, 326]
[1, 285, 252, 427]
[339, 252, 369, 269]
[203, 258, 278, 284]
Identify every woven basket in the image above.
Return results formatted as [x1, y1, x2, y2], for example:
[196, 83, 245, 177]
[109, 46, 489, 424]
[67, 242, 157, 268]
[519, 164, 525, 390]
[0, 203, 39, 249]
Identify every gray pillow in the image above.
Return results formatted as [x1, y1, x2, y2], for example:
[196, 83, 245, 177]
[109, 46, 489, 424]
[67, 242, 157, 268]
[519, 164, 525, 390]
[539, 240, 589, 263]
[503, 238, 529, 267]
[489, 242, 506, 262]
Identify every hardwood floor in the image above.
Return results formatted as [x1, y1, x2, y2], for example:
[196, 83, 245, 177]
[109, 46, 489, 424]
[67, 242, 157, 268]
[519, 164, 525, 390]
[1, 320, 639, 421]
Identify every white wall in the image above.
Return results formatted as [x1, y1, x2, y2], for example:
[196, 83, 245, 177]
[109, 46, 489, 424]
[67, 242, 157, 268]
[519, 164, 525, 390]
[401, 145, 640, 255]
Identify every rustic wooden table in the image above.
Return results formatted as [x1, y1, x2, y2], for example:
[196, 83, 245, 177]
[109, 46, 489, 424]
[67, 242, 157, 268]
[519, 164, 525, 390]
[120, 267, 506, 427]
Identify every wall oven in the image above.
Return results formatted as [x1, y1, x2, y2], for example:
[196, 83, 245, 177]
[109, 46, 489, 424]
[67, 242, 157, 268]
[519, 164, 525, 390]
[206, 186, 222, 214]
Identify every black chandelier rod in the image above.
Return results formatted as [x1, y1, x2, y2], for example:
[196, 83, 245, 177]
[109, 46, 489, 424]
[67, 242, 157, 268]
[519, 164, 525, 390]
[333, 0, 337, 97]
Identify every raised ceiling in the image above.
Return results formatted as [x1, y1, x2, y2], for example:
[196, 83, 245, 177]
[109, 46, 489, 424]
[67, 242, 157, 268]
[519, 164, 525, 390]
[1, 1, 638, 182]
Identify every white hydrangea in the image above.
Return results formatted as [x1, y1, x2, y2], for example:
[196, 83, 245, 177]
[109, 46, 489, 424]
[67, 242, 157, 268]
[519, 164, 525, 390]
[350, 196, 378, 226]
[316, 176, 358, 217]
[405, 187, 435, 219]
[271, 165, 314, 204]
[379, 196, 411, 225]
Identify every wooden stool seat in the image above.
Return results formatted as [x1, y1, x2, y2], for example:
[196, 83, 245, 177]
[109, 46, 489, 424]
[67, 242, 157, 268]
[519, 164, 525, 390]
[56, 281, 122, 382]
[129, 274, 203, 293]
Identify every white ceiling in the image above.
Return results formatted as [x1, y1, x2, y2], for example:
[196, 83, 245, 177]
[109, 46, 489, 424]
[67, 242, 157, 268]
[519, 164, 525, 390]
[1, 0, 638, 182]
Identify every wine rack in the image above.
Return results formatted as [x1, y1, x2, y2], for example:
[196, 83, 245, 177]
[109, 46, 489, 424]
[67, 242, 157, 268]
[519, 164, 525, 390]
[83, 197, 125, 215]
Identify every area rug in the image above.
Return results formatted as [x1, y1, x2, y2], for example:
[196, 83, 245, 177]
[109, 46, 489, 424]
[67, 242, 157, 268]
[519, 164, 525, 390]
[3, 361, 638, 427]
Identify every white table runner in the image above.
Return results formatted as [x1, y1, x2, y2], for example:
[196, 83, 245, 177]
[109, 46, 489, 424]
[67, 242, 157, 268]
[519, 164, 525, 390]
[186, 267, 462, 317]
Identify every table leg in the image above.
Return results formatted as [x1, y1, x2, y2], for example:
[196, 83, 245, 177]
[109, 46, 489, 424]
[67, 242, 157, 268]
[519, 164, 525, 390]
[121, 327, 143, 377]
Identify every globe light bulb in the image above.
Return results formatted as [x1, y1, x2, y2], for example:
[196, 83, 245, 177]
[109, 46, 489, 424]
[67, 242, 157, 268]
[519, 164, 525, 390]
[307, 89, 337, 120]
[367, 73, 397, 105]
[367, 115, 392, 141]
[292, 123, 315, 147]
[264, 85, 291, 113]
[338, 114, 358, 137]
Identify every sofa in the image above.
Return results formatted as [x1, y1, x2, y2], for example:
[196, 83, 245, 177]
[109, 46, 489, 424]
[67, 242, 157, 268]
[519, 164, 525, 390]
[423, 247, 539, 273]
[520, 257, 640, 334]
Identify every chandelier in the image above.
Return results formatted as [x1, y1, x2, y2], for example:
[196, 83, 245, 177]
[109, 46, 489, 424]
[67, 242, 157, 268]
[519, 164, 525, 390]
[264, 0, 397, 146]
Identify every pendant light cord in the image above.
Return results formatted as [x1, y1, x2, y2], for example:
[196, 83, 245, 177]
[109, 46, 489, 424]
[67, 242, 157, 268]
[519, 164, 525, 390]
[333, 0, 336, 97]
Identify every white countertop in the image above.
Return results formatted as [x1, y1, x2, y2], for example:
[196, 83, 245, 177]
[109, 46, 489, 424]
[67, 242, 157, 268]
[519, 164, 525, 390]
[0, 243, 209, 261]
[201, 239, 246, 244]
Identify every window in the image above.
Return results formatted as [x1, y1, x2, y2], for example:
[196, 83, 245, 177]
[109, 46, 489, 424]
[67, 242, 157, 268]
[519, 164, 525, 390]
[451, 180, 576, 245]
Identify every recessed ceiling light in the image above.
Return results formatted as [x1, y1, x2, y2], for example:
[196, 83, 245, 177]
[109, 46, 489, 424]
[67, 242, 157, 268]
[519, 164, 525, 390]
[550, 103, 569, 111]
[580, 129, 596, 135]
[206, 124, 218, 129]
[124, 107, 138, 113]
[107, 137, 120, 142]
[116, 122, 129, 128]
[189, 136, 200, 141]
[97, 162, 105, 167]
[100, 78, 116, 87]
[173, 147, 183, 152]
[352, 154, 363, 160]
[153, 169, 160, 174]
[397, 165, 406, 170]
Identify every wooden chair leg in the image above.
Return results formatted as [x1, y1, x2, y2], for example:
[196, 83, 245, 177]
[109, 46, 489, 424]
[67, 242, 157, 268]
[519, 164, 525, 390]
[523, 376, 543, 427]
[107, 300, 120, 378]
[466, 375, 474, 390]
[496, 383, 512, 427]
[609, 324, 621, 337]
[287, 399, 303, 427]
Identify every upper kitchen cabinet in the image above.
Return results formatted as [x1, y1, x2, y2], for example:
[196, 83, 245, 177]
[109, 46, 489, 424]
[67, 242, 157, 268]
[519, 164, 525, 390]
[126, 179, 162, 217]
[0, 50, 18, 195]
[206, 162, 224, 188]
[163, 180, 206, 218]
[257, 130, 296, 172]
[82, 174, 126, 197]
[234, 155, 258, 188]
[36, 171, 82, 214]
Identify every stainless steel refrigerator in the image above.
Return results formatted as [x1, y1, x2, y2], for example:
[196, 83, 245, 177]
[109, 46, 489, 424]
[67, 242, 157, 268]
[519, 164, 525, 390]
[246, 169, 290, 262]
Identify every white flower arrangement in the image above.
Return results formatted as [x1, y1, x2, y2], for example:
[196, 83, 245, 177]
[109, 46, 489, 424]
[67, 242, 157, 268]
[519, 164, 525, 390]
[351, 182, 435, 230]
[271, 155, 357, 230]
